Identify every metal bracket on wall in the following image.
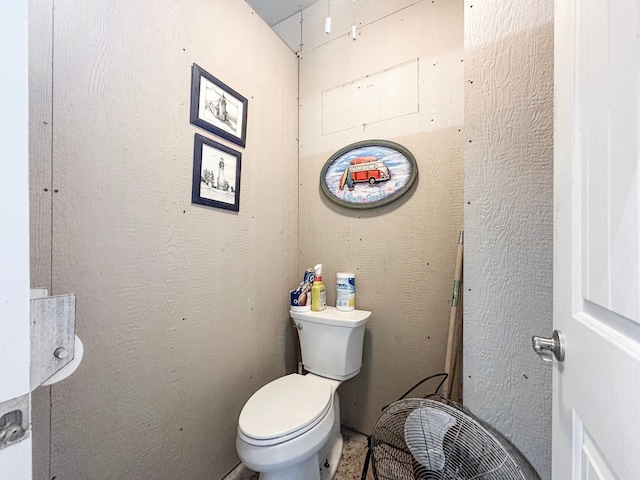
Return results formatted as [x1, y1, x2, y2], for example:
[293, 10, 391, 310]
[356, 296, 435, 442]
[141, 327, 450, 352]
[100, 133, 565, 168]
[30, 288, 76, 390]
[0, 289, 77, 451]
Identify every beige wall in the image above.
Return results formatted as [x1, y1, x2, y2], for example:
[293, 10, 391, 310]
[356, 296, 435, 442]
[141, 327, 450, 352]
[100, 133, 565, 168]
[298, 0, 464, 433]
[27, 0, 554, 477]
[463, 1, 554, 478]
[29, 0, 299, 478]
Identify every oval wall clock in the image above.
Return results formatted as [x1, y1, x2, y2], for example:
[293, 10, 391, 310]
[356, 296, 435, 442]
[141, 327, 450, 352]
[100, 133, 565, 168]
[320, 140, 418, 209]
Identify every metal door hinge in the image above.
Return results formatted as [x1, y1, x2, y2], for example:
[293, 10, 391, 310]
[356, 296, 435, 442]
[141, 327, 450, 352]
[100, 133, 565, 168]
[0, 394, 30, 451]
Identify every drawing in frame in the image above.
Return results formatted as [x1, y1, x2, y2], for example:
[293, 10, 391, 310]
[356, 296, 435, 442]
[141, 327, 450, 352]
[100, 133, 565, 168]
[192, 133, 242, 212]
[190, 63, 248, 148]
[320, 139, 418, 209]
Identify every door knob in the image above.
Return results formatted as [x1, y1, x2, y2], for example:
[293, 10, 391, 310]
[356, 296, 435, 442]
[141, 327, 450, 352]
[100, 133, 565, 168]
[532, 330, 565, 362]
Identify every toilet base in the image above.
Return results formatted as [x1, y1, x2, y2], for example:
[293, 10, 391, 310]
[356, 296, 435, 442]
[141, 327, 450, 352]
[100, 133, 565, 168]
[258, 453, 321, 480]
[258, 395, 343, 480]
[317, 426, 343, 480]
[257, 432, 343, 480]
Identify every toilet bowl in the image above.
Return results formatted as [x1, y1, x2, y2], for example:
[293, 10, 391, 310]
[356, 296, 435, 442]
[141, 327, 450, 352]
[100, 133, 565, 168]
[236, 374, 342, 480]
[236, 307, 371, 480]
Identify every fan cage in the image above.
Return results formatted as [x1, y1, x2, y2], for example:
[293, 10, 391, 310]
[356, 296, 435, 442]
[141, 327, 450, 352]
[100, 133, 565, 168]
[369, 397, 541, 480]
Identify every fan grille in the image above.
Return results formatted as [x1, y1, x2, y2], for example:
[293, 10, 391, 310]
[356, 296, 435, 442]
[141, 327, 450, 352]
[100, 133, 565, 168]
[369, 398, 539, 480]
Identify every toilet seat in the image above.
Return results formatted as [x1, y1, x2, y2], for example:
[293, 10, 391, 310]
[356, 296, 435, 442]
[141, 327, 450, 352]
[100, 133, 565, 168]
[238, 374, 333, 446]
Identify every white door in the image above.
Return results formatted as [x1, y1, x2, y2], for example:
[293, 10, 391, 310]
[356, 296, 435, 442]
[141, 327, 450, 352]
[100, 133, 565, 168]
[0, 0, 33, 477]
[552, 0, 640, 478]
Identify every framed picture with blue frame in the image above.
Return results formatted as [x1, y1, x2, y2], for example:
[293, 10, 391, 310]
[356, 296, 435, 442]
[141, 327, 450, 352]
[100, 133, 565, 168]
[192, 133, 242, 212]
[190, 63, 248, 148]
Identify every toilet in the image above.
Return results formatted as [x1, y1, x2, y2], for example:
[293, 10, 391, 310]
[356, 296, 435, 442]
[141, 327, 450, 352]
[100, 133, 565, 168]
[236, 306, 371, 480]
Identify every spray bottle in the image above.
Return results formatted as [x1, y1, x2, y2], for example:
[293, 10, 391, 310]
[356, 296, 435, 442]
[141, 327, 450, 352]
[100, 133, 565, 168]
[311, 263, 327, 311]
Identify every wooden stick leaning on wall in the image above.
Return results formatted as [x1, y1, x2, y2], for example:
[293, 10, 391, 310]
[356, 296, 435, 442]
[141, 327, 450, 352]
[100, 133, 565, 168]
[443, 231, 464, 401]
[449, 288, 463, 403]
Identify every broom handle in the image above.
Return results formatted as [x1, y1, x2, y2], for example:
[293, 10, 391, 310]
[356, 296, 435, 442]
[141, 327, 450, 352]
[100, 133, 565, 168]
[443, 231, 464, 399]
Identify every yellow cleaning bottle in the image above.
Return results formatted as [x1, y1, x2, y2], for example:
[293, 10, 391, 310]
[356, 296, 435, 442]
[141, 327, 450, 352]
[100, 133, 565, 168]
[311, 264, 327, 311]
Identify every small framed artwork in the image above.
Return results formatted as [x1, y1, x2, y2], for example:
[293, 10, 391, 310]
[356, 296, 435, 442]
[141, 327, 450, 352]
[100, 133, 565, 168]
[190, 63, 248, 148]
[320, 140, 418, 209]
[192, 133, 242, 212]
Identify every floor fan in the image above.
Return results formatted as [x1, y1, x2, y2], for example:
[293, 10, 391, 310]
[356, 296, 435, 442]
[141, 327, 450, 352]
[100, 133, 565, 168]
[361, 375, 541, 480]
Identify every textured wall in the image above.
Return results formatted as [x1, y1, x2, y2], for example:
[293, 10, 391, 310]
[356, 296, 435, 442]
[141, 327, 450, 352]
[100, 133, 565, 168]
[29, 0, 299, 478]
[298, 0, 464, 434]
[26, 0, 553, 477]
[463, 1, 554, 478]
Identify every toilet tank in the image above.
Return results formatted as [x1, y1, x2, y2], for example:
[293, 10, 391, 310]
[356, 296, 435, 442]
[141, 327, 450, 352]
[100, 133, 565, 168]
[290, 306, 371, 381]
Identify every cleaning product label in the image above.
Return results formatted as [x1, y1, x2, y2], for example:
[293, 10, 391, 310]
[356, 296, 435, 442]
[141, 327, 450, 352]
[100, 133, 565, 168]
[336, 273, 355, 311]
[311, 284, 327, 311]
[319, 288, 327, 310]
[311, 264, 327, 311]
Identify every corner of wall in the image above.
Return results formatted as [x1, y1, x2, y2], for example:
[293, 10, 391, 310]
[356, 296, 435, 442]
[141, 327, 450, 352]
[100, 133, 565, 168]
[463, 1, 554, 479]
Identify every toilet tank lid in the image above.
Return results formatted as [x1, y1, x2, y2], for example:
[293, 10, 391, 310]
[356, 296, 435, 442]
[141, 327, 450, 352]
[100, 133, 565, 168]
[290, 306, 371, 327]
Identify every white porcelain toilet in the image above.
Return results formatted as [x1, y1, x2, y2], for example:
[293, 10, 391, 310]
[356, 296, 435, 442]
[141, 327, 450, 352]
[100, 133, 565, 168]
[236, 306, 371, 480]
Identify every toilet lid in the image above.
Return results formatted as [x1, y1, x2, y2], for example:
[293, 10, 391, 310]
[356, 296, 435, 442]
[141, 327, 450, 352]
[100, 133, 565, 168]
[238, 374, 332, 442]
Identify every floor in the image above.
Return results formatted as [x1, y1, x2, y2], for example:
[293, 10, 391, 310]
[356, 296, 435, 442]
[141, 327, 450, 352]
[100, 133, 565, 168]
[224, 428, 375, 480]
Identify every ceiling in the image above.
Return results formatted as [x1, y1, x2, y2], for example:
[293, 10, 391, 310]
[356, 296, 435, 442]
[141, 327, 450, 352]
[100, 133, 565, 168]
[246, 0, 321, 26]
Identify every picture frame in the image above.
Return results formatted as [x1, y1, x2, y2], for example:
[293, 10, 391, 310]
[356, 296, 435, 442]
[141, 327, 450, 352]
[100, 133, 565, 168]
[190, 63, 248, 148]
[192, 133, 242, 212]
[320, 140, 418, 209]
